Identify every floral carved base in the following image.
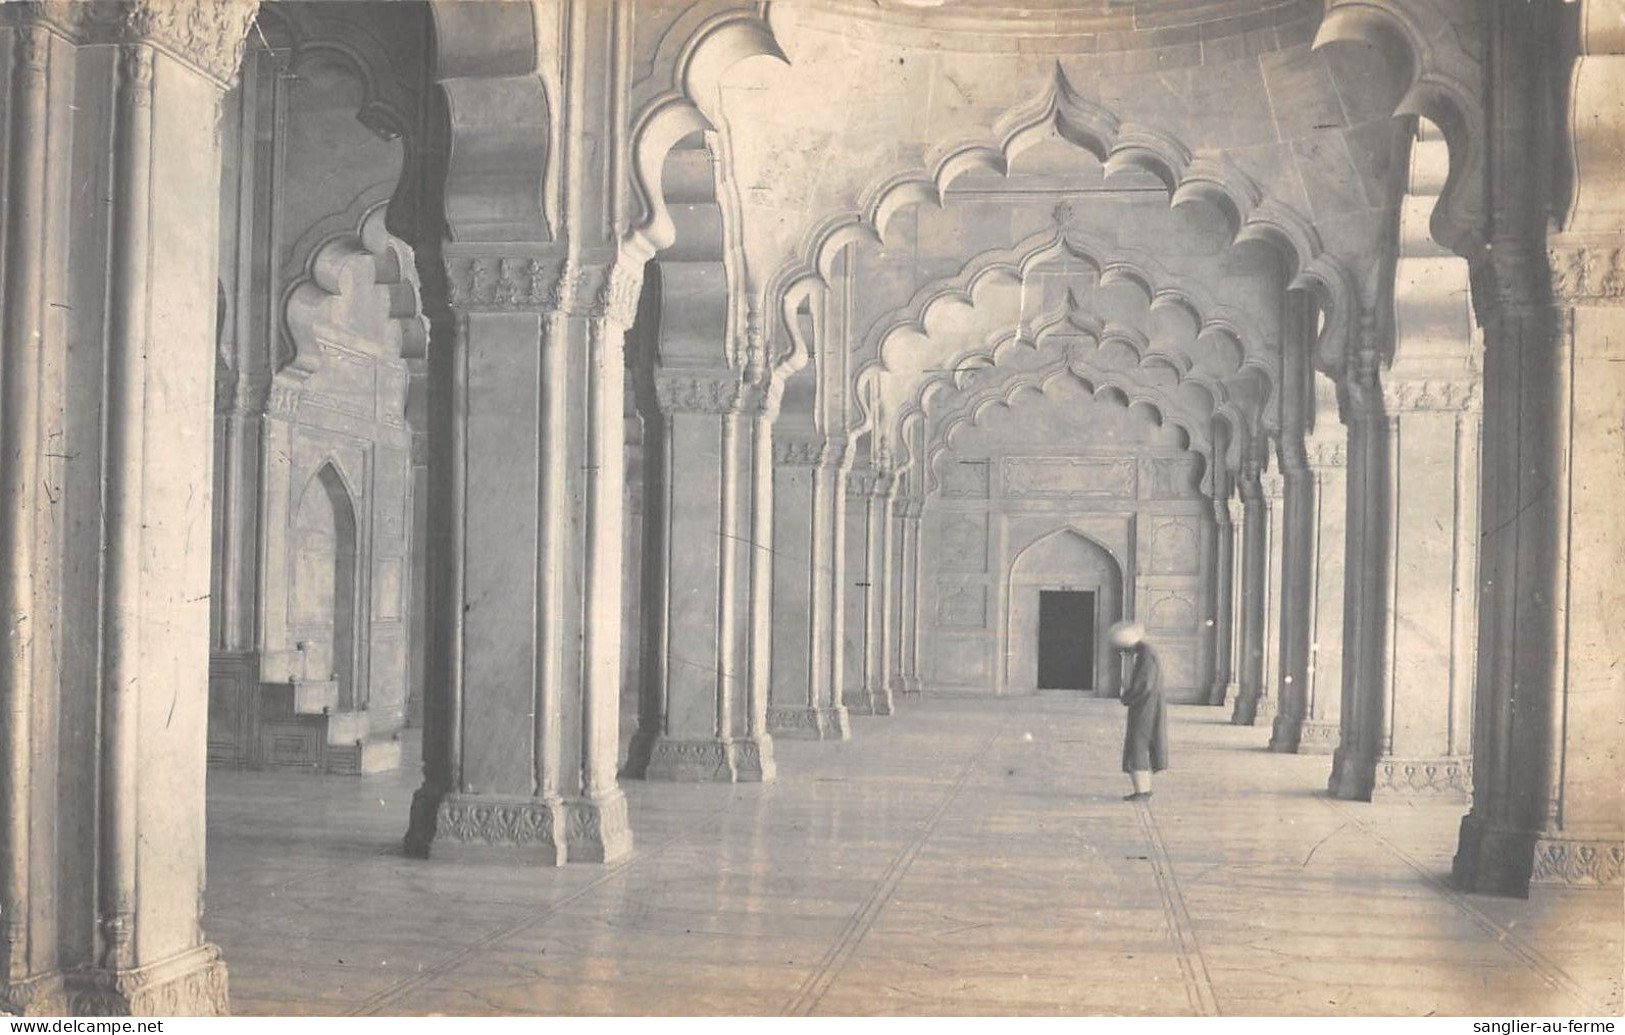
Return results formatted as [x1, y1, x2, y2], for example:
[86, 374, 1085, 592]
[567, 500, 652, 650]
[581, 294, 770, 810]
[1296, 720, 1341, 755]
[1372, 755, 1472, 797]
[1530, 835, 1625, 888]
[732, 735, 777, 783]
[64, 945, 229, 1017]
[563, 792, 632, 864]
[430, 794, 567, 863]
[644, 738, 740, 783]
[0, 971, 67, 1017]
[845, 684, 895, 717]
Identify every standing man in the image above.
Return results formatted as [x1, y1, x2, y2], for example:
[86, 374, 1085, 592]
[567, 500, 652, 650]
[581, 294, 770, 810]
[1110, 620, 1166, 801]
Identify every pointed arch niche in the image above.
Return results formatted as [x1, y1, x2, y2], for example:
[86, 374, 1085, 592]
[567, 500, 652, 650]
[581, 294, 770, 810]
[293, 462, 363, 710]
[1005, 529, 1125, 697]
[918, 373, 1217, 700]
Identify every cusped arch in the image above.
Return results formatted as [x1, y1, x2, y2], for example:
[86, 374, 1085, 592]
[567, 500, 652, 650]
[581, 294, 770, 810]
[1314, 0, 1486, 259]
[429, 0, 553, 242]
[625, 6, 786, 261]
[769, 63, 1360, 369]
[283, 201, 430, 376]
[860, 228, 1279, 401]
[931, 364, 1217, 489]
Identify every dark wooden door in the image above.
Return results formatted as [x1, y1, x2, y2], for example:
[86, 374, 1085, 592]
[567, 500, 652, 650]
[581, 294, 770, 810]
[1037, 590, 1096, 690]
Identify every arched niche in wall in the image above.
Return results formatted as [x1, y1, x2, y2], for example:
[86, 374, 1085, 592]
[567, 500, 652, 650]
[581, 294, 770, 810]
[1003, 528, 1125, 698]
[292, 462, 364, 711]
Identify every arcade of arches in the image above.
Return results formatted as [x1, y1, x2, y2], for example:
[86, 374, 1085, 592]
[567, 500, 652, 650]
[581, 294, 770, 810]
[0, 0, 1621, 1017]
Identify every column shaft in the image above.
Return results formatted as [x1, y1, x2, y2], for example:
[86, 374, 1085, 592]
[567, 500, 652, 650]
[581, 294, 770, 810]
[1230, 455, 1269, 725]
[1329, 356, 1389, 800]
[743, 401, 779, 773]
[0, 22, 50, 1000]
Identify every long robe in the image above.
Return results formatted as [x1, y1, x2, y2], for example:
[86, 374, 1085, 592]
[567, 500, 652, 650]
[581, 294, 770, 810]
[1120, 643, 1168, 774]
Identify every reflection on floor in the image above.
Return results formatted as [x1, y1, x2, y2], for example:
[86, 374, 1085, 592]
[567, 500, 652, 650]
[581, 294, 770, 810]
[205, 695, 1622, 1016]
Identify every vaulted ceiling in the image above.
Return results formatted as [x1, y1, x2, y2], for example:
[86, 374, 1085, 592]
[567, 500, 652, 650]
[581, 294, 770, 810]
[695, 0, 1418, 468]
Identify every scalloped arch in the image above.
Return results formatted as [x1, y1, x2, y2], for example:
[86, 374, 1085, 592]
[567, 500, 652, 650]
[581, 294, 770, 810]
[1314, 0, 1486, 259]
[887, 311, 1257, 456]
[768, 62, 1360, 370]
[625, 8, 787, 262]
[931, 362, 1219, 483]
[284, 202, 429, 376]
[429, 0, 553, 242]
[861, 227, 1278, 394]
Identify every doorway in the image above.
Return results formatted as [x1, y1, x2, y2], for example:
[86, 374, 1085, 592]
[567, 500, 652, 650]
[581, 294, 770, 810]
[1037, 590, 1096, 690]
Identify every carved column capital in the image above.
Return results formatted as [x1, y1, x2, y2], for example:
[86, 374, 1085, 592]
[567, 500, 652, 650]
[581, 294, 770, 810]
[1259, 470, 1285, 502]
[1308, 438, 1347, 470]
[773, 436, 823, 467]
[1383, 378, 1482, 413]
[125, 0, 258, 86]
[846, 468, 879, 499]
[818, 438, 848, 472]
[654, 371, 746, 415]
[1549, 245, 1625, 307]
[596, 261, 644, 328]
[443, 251, 562, 311]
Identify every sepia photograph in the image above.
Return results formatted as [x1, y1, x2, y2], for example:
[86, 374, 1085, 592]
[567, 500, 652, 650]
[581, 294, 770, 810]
[0, 0, 1620, 1021]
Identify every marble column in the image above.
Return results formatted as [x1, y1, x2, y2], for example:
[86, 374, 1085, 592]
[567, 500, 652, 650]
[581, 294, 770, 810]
[0, 6, 259, 1015]
[1221, 494, 1246, 705]
[1358, 122, 1483, 795]
[742, 381, 780, 778]
[1298, 411, 1348, 755]
[1206, 494, 1236, 707]
[857, 468, 897, 716]
[1363, 383, 1480, 796]
[841, 467, 876, 714]
[895, 497, 925, 696]
[0, 22, 53, 1011]
[404, 254, 637, 865]
[809, 442, 854, 739]
[1329, 348, 1390, 801]
[1269, 465, 1315, 751]
[1230, 448, 1270, 725]
[640, 370, 774, 782]
[767, 434, 837, 738]
[1453, 0, 1625, 883]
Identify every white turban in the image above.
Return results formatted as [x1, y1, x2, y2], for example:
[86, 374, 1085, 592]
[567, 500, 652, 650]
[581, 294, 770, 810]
[1108, 620, 1145, 649]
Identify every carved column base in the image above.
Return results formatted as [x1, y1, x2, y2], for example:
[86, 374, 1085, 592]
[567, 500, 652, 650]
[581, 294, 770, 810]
[732, 734, 777, 783]
[1230, 690, 1274, 726]
[1327, 746, 1377, 801]
[825, 705, 851, 739]
[410, 792, 568, 864]
[1453, 814, 1536, 896]
[1206, 679, 1232, 706]
[643, 738, 741, 782]
[1530, 832, 1625, 889]
[1371, 755, 1472, 798]
[1268, 713, 1305, 753]
[65, 945, 229, 1017]
[1295, 720, 1342, 755]
[0, 971, 67, 1017]
[903, 676, 924, 696]
[622, 725, 661, 779]
[563, 792, 633, 864]
[769, 706, 829, 740]
[848, 683, 894, 716]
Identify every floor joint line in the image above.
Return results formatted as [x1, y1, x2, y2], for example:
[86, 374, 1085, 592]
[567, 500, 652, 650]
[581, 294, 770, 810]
[1319, 796, 1605, 1016]
[782, 700, 1021, 1017]
[1135, 800, 1220, 1017]
[350, 785, 782, 1016]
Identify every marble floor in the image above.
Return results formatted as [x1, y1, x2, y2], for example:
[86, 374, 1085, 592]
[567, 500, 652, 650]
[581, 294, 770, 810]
[205, 696, 1623, 1016]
